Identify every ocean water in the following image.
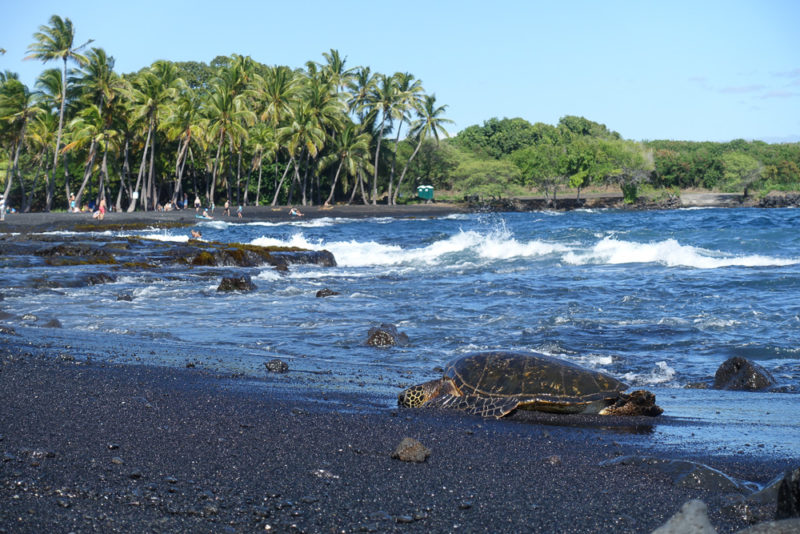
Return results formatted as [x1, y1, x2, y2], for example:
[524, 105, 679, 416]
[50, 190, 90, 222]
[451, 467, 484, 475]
[3, 207, 800, 461]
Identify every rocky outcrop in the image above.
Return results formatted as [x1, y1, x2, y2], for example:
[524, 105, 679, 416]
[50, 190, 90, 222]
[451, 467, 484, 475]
[713, 357, 775, 391]
[651, 500, 717, 534]
[217, 274, 257, 292]
[316, 288, 339, 298]
[366, 323, 410, 347]
[777, 467, 800, 519]
[265, 359, 289, 373]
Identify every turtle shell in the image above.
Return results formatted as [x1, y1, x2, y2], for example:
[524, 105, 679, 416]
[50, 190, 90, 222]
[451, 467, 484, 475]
[444, 351, 627, 412]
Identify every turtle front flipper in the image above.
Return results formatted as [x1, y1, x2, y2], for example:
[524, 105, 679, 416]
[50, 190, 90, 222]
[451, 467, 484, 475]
[425, 394, 519, 419]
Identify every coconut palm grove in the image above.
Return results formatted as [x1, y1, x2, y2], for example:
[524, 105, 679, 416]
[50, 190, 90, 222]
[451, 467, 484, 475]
[2, 15, 800, 213]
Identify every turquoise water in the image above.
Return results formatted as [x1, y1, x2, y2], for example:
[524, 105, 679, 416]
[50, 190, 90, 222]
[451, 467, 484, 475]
[3, 207, 799, 460]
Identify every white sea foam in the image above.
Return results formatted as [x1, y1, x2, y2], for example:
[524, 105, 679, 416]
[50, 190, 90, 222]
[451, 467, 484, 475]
[140, 231, 189, 243]
[250, 228, 566, 268]
[564, 236, 798, 269]
[622, 361, 676, 385]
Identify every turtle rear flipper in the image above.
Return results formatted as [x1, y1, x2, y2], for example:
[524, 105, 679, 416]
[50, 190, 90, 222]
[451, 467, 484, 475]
[425, 394, 518, 419]
[600, 389, 663, 416]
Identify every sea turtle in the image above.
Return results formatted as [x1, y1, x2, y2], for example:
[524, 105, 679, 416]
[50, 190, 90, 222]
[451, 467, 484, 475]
[398, 351, 663, 418]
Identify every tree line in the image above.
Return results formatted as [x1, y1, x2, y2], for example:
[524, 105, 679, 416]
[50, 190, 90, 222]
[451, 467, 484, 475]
[407, 116, 800, 203]
[0, 15, 451, 213]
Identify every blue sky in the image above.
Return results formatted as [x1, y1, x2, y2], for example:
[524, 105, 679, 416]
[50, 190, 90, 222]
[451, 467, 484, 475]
[3, 0, 799, 142]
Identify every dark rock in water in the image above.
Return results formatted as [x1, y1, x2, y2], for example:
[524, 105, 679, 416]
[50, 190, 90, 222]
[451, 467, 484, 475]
[0, 310, 13, 320]
[43, 318, 62, 328]
[713, 356, 775, 391]
[685, 382, 709, 389]
[22, 314, 38, 322]
[777, 467, 800, 519]
[35, 243, 117, 265]
[265, 359, 289, 373]
[601, 456, 754, 493]
[367, 323, 409, 347]
[316, 288, 340, 298]
[86, 273, 117, 286]
[0, 325, 16, 335]
[217, 274, 256, 292]
[391, 437, 430, 463]
[117, 293, 133, 302]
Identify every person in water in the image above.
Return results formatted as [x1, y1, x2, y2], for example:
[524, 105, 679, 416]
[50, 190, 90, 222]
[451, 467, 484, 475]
[191, 229, 202, 239]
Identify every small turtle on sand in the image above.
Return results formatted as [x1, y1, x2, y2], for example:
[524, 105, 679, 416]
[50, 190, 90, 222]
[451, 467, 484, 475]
[398, 351, 663, 418]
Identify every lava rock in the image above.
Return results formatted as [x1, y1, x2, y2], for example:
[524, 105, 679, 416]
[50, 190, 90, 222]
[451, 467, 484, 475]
[777, 467, 800, 519]
[391, 437, 431, 463]
[117, 293, 133, 301]
[735, 519, 800, 533]
[366, 323, 409, 347]
[86, 273, 117, 285]
[43, 318, 62, 328]
[217, 274, 257, 292]
[316, 288, 339, 298]
[713, 357, 775, 391]
[265, 359, 289, 373]
[651, 500, 716, 534]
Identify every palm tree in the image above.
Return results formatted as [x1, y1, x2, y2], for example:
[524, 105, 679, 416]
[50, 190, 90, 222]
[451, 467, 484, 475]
[275, 100, 325, 205]
[0, 79, 41, 218]
[368, 73, 401, 204]
[392, 94, 452, 204]
[126, 61, 179, 210]
[319, 122, 372, 205]
[204, 74, 256, 205]
[26, 15, 92, 210]
[62, 104, 110, 208]
[386, 72, 423, 204]
[22, 111, 57, 211]
[163, 81, 203, 204]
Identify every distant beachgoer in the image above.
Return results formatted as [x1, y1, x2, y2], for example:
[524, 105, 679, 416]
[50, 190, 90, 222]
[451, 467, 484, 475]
[202, 209, 213, 219]
[69, 194, 77, 212]
[194, 196, 201, 212]
[191, 229, 202, 239]
[237, 205, 243, 218]
[289, 207, 304, 217]
[92, 198, 107, 220]
[224, 200, 231, 216]
[183, 193, 188, 210]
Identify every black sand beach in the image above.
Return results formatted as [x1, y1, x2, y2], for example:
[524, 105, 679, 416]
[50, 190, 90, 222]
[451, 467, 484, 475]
[1, 206, 798, 533]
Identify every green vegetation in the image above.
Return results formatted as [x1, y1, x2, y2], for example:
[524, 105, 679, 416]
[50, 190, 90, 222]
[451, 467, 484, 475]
[2, 15, 799, 213]
[1, 15, 451, 213]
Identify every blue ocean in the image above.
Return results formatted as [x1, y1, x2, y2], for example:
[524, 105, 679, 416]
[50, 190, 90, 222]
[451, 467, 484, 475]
[6, 207, 800, 459]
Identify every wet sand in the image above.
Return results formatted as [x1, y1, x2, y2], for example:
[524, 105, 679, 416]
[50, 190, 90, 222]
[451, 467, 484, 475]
[0, 204, 795, 533]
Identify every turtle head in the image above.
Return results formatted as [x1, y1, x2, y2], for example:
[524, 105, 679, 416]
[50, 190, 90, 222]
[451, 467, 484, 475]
[398, 378, 449, 408]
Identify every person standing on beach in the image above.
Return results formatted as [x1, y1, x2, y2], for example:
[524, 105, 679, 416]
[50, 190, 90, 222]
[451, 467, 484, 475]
[224, 199, 231, 216]
[195, 196, 201, 212]
[237, 205, 243, 218]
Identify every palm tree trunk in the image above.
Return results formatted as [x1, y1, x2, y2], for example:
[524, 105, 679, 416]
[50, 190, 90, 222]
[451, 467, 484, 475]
[270, 159, 292, 206]
[209, 129, 225, 206]
[392, 134, 424, 205]
[128, 125, 152, 212]
[387, 123, 404, 205]
[146, 131, 157, 210]
[371, 116, 386, 205]
[325, 160, 345, 205]
[72, 139, 98, 208]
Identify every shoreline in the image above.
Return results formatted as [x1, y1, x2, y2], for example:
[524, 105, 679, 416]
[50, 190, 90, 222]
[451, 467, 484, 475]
[1, 191, 799, 234]
[0, 339, 791, 533]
